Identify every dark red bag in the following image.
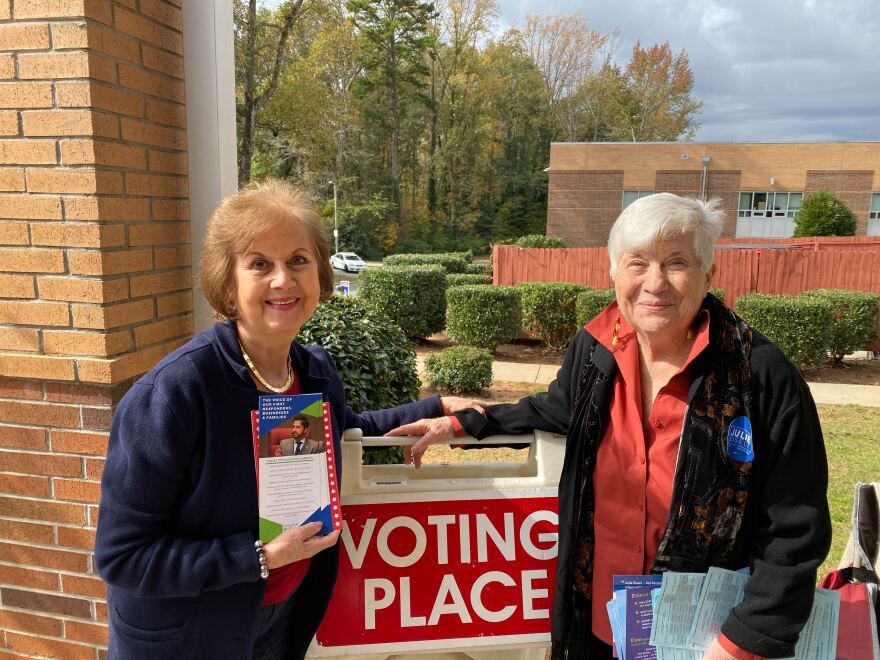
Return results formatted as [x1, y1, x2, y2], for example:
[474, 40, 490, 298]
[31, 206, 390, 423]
[820, 482, 880, 660]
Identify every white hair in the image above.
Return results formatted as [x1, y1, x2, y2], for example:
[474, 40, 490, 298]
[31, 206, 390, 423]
[607, 193, 725, 279]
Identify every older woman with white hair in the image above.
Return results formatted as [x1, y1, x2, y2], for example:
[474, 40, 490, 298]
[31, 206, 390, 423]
[390, 193, 831, 659]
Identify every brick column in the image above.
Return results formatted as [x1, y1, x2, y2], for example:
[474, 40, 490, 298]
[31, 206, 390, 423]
[0, 1, 192, 657]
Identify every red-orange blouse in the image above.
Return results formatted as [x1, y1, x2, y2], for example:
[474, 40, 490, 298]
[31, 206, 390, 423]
[586, 302, 709, 644]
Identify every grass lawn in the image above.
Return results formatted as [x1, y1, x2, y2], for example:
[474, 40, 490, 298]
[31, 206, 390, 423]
[817, 403, 880, 579]
[423, 386, 880, 581]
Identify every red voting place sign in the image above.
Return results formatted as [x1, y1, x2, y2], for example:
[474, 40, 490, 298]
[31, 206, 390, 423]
[314, 488, 558, 654]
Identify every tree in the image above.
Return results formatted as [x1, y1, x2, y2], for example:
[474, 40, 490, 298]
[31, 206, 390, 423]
[232, 6, 705, 256]
[428, 0, 498, 218]
[235, 0, 312, 185]
[258, 7, 363, 183]
[520, 13, 614, 142]
[347, 0, 437, 233]
[794, 190, 857, 237]
[480, 36, 552, 238]
[608, 41, 701, 141]
[427, 0, 498, 230]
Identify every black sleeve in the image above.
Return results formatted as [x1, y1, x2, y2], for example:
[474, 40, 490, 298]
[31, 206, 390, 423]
[453, 330, 591, 439]
[721, 360, 832, 657]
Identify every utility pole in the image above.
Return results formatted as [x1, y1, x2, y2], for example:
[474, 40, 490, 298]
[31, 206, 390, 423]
[329, 180, 338, 254]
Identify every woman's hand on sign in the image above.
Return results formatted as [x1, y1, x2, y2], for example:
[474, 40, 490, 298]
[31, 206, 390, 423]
[385, 417, 455, 469]
[263, 522, 340, 569]
[439, 396, 489, 415]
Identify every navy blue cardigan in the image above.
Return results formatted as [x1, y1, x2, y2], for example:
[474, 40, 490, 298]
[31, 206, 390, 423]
[95, 321, 442, 658]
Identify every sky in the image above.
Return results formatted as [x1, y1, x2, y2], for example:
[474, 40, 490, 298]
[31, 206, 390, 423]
[497, 0, 880, 142]
[261, 0, 880, 143]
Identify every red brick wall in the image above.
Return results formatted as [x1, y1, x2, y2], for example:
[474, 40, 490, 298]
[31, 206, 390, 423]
[705, 170, 741, 238]
[0, 1, 191, 656]
[546, 170, 623, 247]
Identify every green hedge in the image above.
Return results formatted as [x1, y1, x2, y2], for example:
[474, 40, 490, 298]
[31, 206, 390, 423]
[736, 293, 833, 367]
[800, 289, 880, 361]
[299, 297, 420, 412]
[519, 281, 588, 350]
[383, 252, 471, 274]
[514, 234, 565, 248]
[709, 288, 725, 302]
[576, 289, 616, 327]
[424, 346, 493, 394]
[463, 262, 492, 276]
[445, 285, 521, 352]
[359, 265, 446, 339]
[447, 273, 492, 287]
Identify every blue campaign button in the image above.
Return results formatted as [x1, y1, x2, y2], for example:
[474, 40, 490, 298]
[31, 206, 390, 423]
[727, 416, 754, 462]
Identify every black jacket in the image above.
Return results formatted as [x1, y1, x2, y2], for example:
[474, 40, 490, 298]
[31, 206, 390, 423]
[455, 324, 831, 658]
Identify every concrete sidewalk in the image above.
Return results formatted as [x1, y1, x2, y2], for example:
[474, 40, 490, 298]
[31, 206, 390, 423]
[415, 355, 880, 408]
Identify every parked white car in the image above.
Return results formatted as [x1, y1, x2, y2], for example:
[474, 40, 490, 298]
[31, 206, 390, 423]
[330, 252, 367, 273]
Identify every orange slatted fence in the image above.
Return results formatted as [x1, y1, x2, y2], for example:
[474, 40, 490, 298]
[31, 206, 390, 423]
[494, 244, 880, 308]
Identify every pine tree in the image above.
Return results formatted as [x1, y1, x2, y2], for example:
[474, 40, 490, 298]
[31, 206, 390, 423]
[348, 0, 437, 235]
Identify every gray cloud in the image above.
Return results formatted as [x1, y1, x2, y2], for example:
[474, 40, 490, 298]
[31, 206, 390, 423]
[497, 0, 880, 141]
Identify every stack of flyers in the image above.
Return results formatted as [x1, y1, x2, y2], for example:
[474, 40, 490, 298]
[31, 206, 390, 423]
[606, 567, 840, 660]
[607, 575, 663, 660]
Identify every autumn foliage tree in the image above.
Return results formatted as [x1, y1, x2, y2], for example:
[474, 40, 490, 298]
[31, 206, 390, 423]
[520, 13, 615, 143]
[233, 7, 703, 255]
[235, 0, 313, 185]
[608, 41, 702, 141]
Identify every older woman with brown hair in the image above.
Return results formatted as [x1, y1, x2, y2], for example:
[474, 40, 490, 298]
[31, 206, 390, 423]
[391, 193, 831, 659]
[95, 180, 477, 659]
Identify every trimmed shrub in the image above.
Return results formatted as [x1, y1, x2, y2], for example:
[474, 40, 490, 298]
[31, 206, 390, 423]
[735, 293, 833, 368]
[463, 262, 493, 276]
[794, 190, 857, 237]
[359, 265, 446, 339]
[299, 297, 420, 411]
[299, 296, 420, 465]
[800, 289, 880, 361]
[447, 273, 492, 287]
[519, 281, 589, 350]
[446, 285, 521, 352]
[424, 346, 493, 394]
[709, 288, 725, 302]
[514, 234, 565, 248]
[383, 252, 470, 274]
[576, 289, 616, 327]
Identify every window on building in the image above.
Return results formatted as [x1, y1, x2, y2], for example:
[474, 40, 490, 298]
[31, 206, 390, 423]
[622, 190, 654, 209]
[736, 191, 803, 238]
[869, 193, 880, 236]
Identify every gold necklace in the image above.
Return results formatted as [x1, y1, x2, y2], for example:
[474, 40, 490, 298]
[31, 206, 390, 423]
[238, 340, 293, 393]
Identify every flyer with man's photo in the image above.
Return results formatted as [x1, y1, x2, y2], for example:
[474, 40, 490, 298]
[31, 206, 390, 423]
[252, 393, 342, 542]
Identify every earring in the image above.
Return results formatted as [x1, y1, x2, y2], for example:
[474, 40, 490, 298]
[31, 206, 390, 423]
[611, 317, 621, 347]
[686, 327, 694, 340]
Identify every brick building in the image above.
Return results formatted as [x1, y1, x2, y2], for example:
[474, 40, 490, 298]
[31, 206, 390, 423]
[0, 2, 236, 657]
[547, 141, 880, 247]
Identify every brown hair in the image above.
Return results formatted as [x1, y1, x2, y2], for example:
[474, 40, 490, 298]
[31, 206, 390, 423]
[200, 179, 334, 320]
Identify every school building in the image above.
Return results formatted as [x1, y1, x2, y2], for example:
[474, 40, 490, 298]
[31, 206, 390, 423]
[546, 142, 880, 247]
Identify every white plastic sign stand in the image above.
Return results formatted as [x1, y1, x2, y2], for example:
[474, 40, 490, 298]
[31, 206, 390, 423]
[307, 430, 565, 660]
